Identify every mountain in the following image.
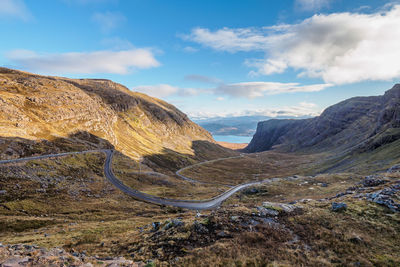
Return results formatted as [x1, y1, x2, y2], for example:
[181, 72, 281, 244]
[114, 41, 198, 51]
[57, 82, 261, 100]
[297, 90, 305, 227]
[245, 84, 400, 171]
[0, 68, 232, 164]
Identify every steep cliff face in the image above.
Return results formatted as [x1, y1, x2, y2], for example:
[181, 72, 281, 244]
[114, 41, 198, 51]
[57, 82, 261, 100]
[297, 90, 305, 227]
[245, 84, 400, 154]
[0, 68, 228, 161]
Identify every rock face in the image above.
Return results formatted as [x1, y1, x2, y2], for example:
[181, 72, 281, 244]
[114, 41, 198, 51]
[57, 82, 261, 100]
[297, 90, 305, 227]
[245, 84, 400, 154]
[0, 68, 228, 161]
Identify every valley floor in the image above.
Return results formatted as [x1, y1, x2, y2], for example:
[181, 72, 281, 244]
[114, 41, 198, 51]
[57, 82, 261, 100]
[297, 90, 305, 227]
[0, 150, 399, 266]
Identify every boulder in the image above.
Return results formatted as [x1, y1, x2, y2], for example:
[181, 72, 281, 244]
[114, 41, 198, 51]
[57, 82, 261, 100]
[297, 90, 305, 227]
[331, 202, 347, 212]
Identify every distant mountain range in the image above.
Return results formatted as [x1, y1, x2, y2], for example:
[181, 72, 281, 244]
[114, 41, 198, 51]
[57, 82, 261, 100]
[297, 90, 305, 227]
[194, 115, 312, 137]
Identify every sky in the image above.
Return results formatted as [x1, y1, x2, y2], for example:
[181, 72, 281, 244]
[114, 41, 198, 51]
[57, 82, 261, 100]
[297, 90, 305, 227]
[1, 0, 400, 119]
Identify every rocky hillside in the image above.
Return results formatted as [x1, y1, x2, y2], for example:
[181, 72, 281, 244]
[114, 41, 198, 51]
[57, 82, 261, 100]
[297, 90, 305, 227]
[245, 84, 400, 171]
[0, 68, 231, 163]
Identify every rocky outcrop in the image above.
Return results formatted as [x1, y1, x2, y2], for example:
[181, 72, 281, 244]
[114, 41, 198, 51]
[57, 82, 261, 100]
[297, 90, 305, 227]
[0, 243, 142, 266]
[245, 84, 400, 154]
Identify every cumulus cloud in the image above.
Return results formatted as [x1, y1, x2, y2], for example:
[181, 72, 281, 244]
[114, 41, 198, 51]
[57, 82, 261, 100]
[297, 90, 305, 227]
[132, 84, 199, 98]
[188, 102, 320, 120]
[6, 49, 160, 74]
[184, 74, 222, 84]
[0, 0, 32, 21]
[295, 0, 332, 11]
[184, 5, 400, 84]
[91, 11, 126, 33]
[215, 82, 332, 98]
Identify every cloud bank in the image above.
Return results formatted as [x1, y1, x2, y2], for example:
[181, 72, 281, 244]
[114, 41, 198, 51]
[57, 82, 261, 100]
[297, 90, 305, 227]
[185, 5, 400, 84]
[132, 81, 330, 99]
[6, 49, 160, 75]
[189, 102, 320, 120]
[216, 82, 331, 98]
[132, 84, 199, 98]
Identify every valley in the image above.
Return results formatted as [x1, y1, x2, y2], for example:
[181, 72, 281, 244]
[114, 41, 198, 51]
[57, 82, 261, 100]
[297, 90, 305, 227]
[0, 68, 399, 266]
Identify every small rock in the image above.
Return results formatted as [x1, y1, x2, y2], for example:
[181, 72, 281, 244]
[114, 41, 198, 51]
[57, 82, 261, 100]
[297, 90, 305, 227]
[230, 216, 240, 222]
[216, 231, 231, 238]
[387, 164, 400, 173]
[331, 202, 347, 212]
[0, 190, 6, 195]
[262, 202, 300, 213]
[349, 235, 363, 244]
[163, 219, 184, 230]
[257, 206, 279, 217]
[193, 221, 208, 234]
[151, 222, 160, 231]
[361, 176, 387, 187]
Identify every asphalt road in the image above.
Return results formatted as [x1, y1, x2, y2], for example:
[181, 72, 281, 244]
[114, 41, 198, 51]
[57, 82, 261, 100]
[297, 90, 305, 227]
[0, 149, 273, 210]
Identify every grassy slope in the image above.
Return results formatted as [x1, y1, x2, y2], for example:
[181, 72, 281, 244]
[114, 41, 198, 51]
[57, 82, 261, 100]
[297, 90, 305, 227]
[1, 151, 398, 266]
[0, 68, 234, 163]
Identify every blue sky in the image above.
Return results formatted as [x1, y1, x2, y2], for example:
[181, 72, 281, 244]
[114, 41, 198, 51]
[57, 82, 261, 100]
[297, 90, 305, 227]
[1, 0, 400, 119]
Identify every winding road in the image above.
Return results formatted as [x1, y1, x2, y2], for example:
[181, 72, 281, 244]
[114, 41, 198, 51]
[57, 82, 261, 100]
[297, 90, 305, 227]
[0, 149, 276, 210]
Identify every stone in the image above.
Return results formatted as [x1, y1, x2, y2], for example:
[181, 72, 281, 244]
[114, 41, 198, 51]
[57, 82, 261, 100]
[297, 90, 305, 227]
[262, 202, 300, 213]
[387, 164, 400, 173]
[193, 221, 208, 234]
[361, 176, 387, 187]
[1, 256, 30, 267]
[331, 202, 347, 212]
[216, 231, 231, 238]
[163, 219, 184, 230]
[151, 222, 160, 231]
[230, 216, 240, 222]
[0, 190, 6, 195]
[257, 206, 279, 217]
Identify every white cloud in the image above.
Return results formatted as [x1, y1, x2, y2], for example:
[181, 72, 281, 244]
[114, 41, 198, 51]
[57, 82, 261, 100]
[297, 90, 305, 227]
[182, 27, 270, 52]
[188, 102, 320, 120]
[0, 0, 32, 21]
[6, 49, 160, 75]
[184, 5, 400, 85]
[295, 0, 331, 11]
[133, 81, 331, 99]
[91, 11, 126, 33]
[132, 84, 199, 98]
[215, 82, 332, 98]
[184, 74, 222, 84]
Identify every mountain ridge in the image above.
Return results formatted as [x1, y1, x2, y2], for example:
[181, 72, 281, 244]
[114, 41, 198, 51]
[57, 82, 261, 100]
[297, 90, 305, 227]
[0, 67, 233, 164]
[245, 84, 400, 172]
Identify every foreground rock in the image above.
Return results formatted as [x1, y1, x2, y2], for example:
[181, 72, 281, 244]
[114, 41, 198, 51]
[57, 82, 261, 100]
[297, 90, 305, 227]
[330, 175, 400, 213]
[0, 244, 142, 266]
